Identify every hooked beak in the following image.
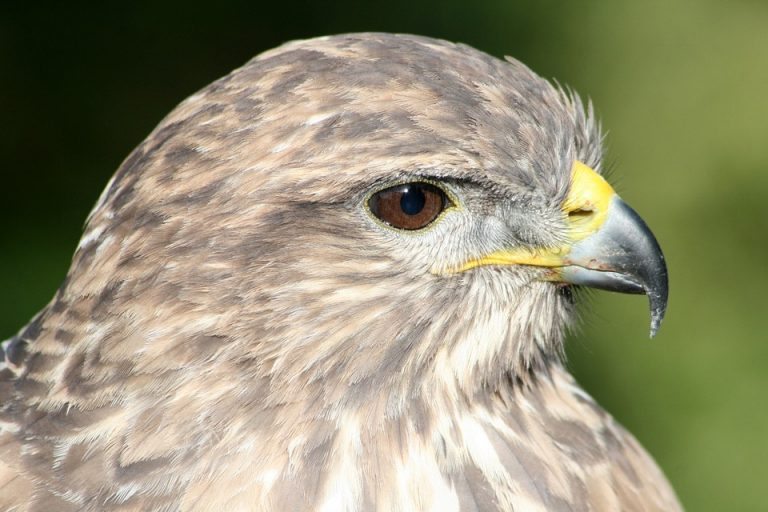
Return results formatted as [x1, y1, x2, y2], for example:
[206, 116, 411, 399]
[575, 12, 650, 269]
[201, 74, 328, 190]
[556, 194, 668, 337]
[454, 161, 668, 337]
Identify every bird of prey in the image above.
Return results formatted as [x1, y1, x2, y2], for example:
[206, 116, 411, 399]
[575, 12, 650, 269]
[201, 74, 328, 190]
[0, 33, 681, 511]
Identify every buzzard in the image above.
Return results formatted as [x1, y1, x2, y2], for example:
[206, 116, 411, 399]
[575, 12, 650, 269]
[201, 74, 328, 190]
[0, 33, 681, 511]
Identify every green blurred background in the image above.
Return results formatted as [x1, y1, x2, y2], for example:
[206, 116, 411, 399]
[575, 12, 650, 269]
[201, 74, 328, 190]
[2, 1, 766, 509]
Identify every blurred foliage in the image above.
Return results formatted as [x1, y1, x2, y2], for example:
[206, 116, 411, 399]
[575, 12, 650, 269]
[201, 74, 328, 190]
[1, 0, 767, 509]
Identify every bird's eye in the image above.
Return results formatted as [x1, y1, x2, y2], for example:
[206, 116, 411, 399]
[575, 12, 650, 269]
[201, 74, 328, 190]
[368, 182, 451, 230]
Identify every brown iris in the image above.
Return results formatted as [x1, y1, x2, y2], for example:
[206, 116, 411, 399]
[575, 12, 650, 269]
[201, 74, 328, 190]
[368, 182, 450, 230]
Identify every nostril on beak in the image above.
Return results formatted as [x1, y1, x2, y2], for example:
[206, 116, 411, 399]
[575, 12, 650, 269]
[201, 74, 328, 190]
[568, 208, 595, 220]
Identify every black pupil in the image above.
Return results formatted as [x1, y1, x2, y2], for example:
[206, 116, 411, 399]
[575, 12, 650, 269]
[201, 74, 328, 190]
[400, 186, 426, 215]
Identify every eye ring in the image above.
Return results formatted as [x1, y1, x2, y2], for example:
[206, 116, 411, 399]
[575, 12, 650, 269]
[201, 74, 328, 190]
[367, 182, 452, 231]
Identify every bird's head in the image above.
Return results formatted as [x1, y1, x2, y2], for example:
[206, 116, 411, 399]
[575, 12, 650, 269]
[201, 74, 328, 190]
[69, 34, 666, 419]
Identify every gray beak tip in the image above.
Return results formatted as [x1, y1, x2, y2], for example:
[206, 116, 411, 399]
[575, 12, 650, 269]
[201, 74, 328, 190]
[647, 278, 668, 339]
[649, 314, 662, 339]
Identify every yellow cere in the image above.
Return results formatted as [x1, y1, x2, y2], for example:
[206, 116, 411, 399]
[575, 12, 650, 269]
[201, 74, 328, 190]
[563, 161, 616, 241]
[451, 161, 616, 273]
